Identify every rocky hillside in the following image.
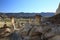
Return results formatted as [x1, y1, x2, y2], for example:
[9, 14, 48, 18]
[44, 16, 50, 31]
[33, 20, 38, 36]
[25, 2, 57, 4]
[48, 13, 60, 24]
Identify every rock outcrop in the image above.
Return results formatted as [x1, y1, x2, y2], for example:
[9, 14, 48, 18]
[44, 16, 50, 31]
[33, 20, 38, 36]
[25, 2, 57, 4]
[48, 14, 60, 24]
[56, 3, 60, 14]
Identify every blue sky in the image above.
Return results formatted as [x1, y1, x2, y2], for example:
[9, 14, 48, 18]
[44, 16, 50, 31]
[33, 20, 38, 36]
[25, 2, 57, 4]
[0, 0, 60, 13]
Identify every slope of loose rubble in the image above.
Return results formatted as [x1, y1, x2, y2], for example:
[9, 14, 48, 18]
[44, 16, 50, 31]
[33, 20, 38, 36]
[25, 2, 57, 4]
[0, 22, 60, 40]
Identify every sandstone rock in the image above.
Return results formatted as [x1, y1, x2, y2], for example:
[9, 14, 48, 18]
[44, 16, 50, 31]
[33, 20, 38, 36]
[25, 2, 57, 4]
[49, 35, 60, 40]
[56, 3, 60, 14]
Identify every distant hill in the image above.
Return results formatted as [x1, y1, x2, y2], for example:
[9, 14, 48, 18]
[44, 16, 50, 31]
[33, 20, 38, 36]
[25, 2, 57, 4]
[40, 12, 55, 17]
[0, 12, 55, 18]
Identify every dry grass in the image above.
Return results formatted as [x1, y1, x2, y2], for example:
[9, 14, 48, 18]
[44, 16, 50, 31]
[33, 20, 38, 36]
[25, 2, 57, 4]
[0, 22, 12, 28]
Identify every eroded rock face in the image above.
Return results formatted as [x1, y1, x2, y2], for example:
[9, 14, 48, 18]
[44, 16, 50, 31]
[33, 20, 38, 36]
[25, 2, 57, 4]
[0, 23, 60, 40]
[0, 28, 12, 38]
[56, 3, 60, 14]
[0, 30, 23, 40]
[0, 37, 9, 40]
[49, 35, 60, 40]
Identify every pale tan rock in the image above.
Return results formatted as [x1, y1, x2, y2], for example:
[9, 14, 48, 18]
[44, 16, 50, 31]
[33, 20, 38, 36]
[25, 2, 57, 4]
[56, 3, 60, 14]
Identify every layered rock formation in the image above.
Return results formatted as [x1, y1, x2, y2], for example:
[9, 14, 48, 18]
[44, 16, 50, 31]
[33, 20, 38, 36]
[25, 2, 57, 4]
[48, 14, 60, 24]
[56, 3, 60, 14]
